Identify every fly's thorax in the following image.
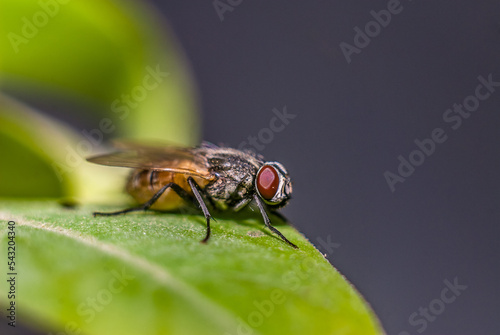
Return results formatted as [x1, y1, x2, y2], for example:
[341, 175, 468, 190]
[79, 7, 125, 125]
[203, 151, 261, 211]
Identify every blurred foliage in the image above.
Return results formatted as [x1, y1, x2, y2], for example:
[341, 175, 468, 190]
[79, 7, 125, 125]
[0, 95, 73, 197]
[0, 0, 199, 200]
[0, 94, 127, 201]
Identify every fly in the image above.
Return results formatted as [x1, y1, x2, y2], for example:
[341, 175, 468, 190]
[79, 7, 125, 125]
[87, 141, 297, 248]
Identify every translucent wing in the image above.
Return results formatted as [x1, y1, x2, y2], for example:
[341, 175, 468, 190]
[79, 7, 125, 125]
[87, 143, 213, 180]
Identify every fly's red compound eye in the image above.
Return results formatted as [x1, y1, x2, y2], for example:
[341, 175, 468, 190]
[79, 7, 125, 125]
[256, 165, 280, 201]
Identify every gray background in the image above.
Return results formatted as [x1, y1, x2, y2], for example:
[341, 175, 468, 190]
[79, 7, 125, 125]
[155, 1, 499, 334]
[4, 0, 499, 334]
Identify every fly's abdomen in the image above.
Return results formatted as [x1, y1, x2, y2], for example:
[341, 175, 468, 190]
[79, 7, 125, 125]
[126, 169, 209, 210]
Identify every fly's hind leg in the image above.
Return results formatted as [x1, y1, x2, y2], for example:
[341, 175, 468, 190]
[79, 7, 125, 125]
[94, 178, 214, 245]
[93, 182, 193, 217]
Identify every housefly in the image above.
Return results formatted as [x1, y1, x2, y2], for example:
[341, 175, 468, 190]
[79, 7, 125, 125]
[87, 141, 297, 248]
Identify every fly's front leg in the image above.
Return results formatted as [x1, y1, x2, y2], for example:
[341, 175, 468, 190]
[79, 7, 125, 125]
[254, 194, 298, 249]
[187, 177, 214, 243]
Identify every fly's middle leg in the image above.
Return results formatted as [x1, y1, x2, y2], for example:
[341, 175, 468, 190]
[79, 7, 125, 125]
[187, 177, 214, 243]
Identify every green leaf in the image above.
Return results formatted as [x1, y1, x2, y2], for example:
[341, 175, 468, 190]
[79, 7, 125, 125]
[0, 94, 127, 201]
[0, 0, 200, 199]
[0, 0, 199, 144]
[0, 200, 384, 335]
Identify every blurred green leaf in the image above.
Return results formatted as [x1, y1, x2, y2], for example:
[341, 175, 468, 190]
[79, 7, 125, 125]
[0, 201, 385, 335]
[0, 95, 74, 198]
[0, 0, 199, 145]
[0, 94, 127, 201]
[0, 0, 200, 199]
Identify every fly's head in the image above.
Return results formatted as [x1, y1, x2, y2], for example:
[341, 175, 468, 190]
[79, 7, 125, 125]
[255, 162, 292, 208]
